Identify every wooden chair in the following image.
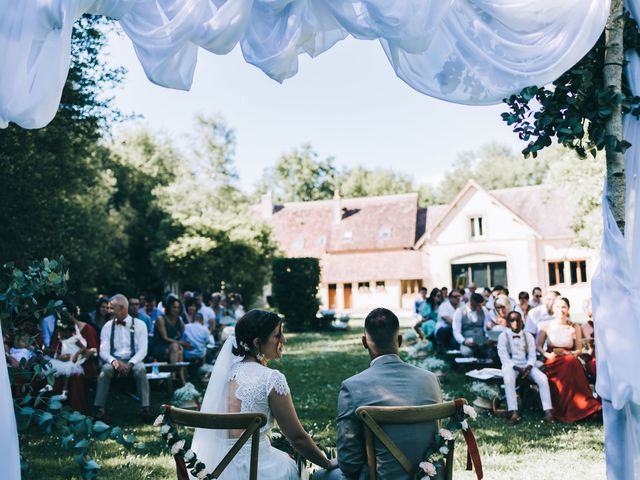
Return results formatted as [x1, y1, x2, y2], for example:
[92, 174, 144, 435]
[356, 399, 467, 480]
[161, 404, 267, 480]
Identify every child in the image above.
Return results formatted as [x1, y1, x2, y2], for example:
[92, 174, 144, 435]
[49, 315, 96, 398]
[497, 310, 554, 425]
[9, 332, 35, 365]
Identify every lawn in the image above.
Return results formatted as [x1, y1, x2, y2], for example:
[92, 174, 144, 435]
[21, 327, 604, 479]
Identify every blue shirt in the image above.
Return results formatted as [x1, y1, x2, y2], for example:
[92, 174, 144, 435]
[136, 310, 152, 337]
[183, 323, 211, 359]
[41, 314, 56, 348]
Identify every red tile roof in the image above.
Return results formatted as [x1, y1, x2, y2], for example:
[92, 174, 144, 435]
[321, 250, 425, 283]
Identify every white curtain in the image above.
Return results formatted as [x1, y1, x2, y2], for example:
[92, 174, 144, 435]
[0, 0, 609, 129]
[0, 323, 21, 480]
[592, 3, 640, 477]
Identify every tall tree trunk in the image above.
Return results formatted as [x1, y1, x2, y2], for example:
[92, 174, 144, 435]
[604, 0, 626, 233]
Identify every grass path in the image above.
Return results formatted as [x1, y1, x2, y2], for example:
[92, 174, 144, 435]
[22, 327, 604, 479]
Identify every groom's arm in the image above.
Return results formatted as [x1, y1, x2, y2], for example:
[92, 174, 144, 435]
[336, 381, 365, 479]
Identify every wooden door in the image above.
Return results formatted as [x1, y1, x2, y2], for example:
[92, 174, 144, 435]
[344, 283, 352, 309]
[328, 284, 337, 309]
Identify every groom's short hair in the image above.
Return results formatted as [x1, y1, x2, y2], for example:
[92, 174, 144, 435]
[364, 308, 400, 350]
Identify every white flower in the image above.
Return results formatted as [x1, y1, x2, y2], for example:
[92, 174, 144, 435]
[170, 439, 185, 455]
[439, 428, 455, 441]
[460, 419, 469, 431]
[153, 414, 165, 427]
[183, 449, 195, 462]
[419, 461, 437, 477]
[463, 404, 478, 420]
[439, 445, 450, 455]
[196, 469, 208, 479]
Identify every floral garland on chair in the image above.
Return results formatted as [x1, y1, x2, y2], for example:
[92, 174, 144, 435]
[155, 405, 213, 480]
[418, 402, 482, 479]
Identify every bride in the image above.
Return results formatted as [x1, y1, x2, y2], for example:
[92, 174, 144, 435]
[191, 309, 337, 479]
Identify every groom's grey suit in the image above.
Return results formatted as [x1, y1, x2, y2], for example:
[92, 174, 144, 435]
[316, 354, 442, 480]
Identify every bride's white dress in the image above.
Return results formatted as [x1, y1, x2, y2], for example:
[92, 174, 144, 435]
[191, 343, 299, 480]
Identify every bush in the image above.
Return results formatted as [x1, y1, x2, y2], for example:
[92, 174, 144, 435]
[271, 257, 320, 331]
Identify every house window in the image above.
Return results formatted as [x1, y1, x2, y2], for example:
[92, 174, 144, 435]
[470, 217, 484, 239]
[343, 230, 353, 240]
[358, 282, 370, 292]
[375, 281, 386, 292]
[401, 279, 423, 295]
[570, 260, 588, 285]
[293, 238, 305, 249]
[548, 261, 565, 286]
[379, 227, 391, 239]
[451, 262, 506, 289]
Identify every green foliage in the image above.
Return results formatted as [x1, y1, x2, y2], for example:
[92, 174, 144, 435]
[338, 166, 414, 198]
[0, 16, 126, 305]
[255, 144, 338, 203]
[0, 256, 68, 330]
[271, 257, 321, 331]
[502, 15, 640, 159]
[435, 142, 550, 203]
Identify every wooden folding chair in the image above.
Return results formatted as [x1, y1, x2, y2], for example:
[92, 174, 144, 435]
[161, 404, 267, 480]
[356, 399, 467, 480]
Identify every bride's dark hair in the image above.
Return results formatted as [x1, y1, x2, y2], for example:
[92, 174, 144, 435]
[232, 309, 282, 358]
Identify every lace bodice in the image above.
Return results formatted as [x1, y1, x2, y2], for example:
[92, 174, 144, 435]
[545, 322, 575, 349]
[228, 362, 290, 434]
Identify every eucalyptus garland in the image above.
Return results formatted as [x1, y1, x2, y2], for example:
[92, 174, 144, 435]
[155, 405, 213, 480]
[418, 403, 478, 479]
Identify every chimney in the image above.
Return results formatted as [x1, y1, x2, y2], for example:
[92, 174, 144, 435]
[261, 192, 273, 220]
[334, 189, 342, 224]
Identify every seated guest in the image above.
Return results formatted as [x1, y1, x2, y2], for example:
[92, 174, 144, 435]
[182, 297, 199, 324]
[580, 298, 596, 381]
[537, 297, 601, 423]
[8, 332, 34, 366]
[453, 293, 490, 357]
[94, 294, 150, 421]
[434, 288, 463, 349]
[529, 287, 543, 308]
[142, 294, 162, 338]
[88, 296, 111, 334]
[150, 297, 189, 385]
[413, 288, 443, 341]
[498, 311, 553, 425]
[515, 291, 532, 321]
[525, 290, 560, 338]
[486, 295, 511, 335]
[183, 313, 213, 380]
[129, 296, 151, 335]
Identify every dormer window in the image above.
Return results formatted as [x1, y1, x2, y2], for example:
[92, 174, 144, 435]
[379, 227, 391, 240]
[343, 230, 353, 240]
[470, 217, 484, 239]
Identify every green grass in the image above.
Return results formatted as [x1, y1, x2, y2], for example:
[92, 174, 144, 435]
[22, 327, 604, 479]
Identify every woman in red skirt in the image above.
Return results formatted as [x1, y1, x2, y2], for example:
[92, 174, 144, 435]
[537, 297, 601, 423]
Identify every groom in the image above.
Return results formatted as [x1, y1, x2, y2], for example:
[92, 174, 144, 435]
[315, 308, 443, 480]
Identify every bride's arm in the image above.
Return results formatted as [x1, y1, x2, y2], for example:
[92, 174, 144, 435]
[269, 391, 337, 470]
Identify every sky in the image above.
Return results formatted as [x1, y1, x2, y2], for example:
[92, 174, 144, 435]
[105, 27, 525, 192]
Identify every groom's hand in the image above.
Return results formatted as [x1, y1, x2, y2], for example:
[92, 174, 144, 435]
[325, 458, 338, 470]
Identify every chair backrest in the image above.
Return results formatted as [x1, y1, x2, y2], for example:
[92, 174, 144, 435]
[162, 404, 267, 480]
[355, 399, 466, 480]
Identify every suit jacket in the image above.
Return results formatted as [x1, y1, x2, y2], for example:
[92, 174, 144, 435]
[336, 354, 443, 480]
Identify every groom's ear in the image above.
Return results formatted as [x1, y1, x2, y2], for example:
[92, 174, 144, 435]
[397, 334, 403, 348]
[361, 335, 369, 350]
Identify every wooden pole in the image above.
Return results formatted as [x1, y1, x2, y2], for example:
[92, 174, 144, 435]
[603, 0, 627, 233]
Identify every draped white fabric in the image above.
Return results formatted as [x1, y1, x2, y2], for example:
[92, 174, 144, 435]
[0, 323, 21, 480]
[0, 0, 610, 129]
[593, 1, 640, 473]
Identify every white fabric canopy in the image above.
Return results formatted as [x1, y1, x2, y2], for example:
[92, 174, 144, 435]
[0, 0, 609, 129]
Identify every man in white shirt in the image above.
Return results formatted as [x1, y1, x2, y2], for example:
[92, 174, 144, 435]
[452, 293, 490, 357]
[435, 288, 463, 349]
[194, 292, 216, 328]
[498, 311, 553, 425]
[524, 290, 560, 337]
[94, 294, 150, 421]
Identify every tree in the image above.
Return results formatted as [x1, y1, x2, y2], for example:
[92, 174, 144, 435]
[338, 166, 414, 198]
[435, 142, 550, 203]
[0, 16, 126, 305]
[256, 144, 337, 203]
[154, 116, 276, 305]
[271, 257, 321, 331]
[502, 1, 636, 232]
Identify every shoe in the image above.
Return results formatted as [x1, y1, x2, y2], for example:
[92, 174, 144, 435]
[93, 409, 113, 424]
[508, 411, 522, 425]
[543, 410, 555, 424]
